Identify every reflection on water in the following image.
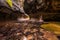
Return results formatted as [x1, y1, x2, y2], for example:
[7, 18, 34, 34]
[17, 13, 30, 21]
